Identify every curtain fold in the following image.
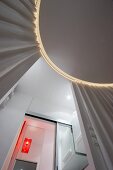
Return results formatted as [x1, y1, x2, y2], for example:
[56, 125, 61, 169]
[0, 0, 40, 99]
[73, 83, 113, 170]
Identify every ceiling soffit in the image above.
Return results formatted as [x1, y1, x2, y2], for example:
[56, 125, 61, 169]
[34, 0, 113, 87]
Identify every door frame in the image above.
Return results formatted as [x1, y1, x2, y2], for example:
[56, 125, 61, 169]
[25, 113, 72, 170]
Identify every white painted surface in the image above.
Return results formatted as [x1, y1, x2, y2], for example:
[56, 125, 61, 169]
[71, 112, 86, 154]
[40, 0, 113, 83]
[0, 58, 86, 169]
[16, 58, 76, 123]
[57, 123, 88, 170]
[71, 84, 96, 170]
[17, 116, 56, 170]
[17, 58, 75, 114]
[0, 93, 32, 169]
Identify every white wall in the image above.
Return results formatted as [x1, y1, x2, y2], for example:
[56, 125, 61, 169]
[0, 88, 73, 169]
[0, 59, 76, 169]
[28, 97, 73, 124]
[0, 59, 88, 169]
[0, 92, 32, 169]
[16, 116, 56, 170]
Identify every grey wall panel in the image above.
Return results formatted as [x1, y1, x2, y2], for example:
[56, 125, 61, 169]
[0, 0, 40, 169]
[0, 53, 38, 99]
[0, 0, 40, 99]
[72, 83, 113, 170]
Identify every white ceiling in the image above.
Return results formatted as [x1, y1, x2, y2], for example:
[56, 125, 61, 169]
[17, 58, 76, 115]
[40, 0, 113, 83]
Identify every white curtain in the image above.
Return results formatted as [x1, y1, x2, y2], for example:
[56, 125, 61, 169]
[73, 83, 113, 170]
[0, 0, 40, 99]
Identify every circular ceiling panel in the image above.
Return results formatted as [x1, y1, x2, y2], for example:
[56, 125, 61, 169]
[36, 0, 113, 86]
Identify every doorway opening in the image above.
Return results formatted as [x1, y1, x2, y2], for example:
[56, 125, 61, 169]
[8, 114, 88, 170]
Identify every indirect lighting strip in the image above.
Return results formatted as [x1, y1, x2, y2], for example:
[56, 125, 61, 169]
[34, 0, 113, 87]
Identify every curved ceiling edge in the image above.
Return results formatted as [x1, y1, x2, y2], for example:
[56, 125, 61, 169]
[34, 0, 113, 87]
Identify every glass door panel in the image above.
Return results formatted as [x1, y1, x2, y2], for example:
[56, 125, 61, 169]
[57, 123, 88, 170]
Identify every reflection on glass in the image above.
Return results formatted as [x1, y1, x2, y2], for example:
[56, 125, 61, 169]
[58, 124, 88, 170]
[72, 113, 87, 154]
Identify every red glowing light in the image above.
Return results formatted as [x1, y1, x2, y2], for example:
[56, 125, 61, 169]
[21, 138, 32, 153]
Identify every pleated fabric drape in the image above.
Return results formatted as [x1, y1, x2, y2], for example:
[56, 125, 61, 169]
[73, 83, 113, 170]
[0, 0, 40, 99]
